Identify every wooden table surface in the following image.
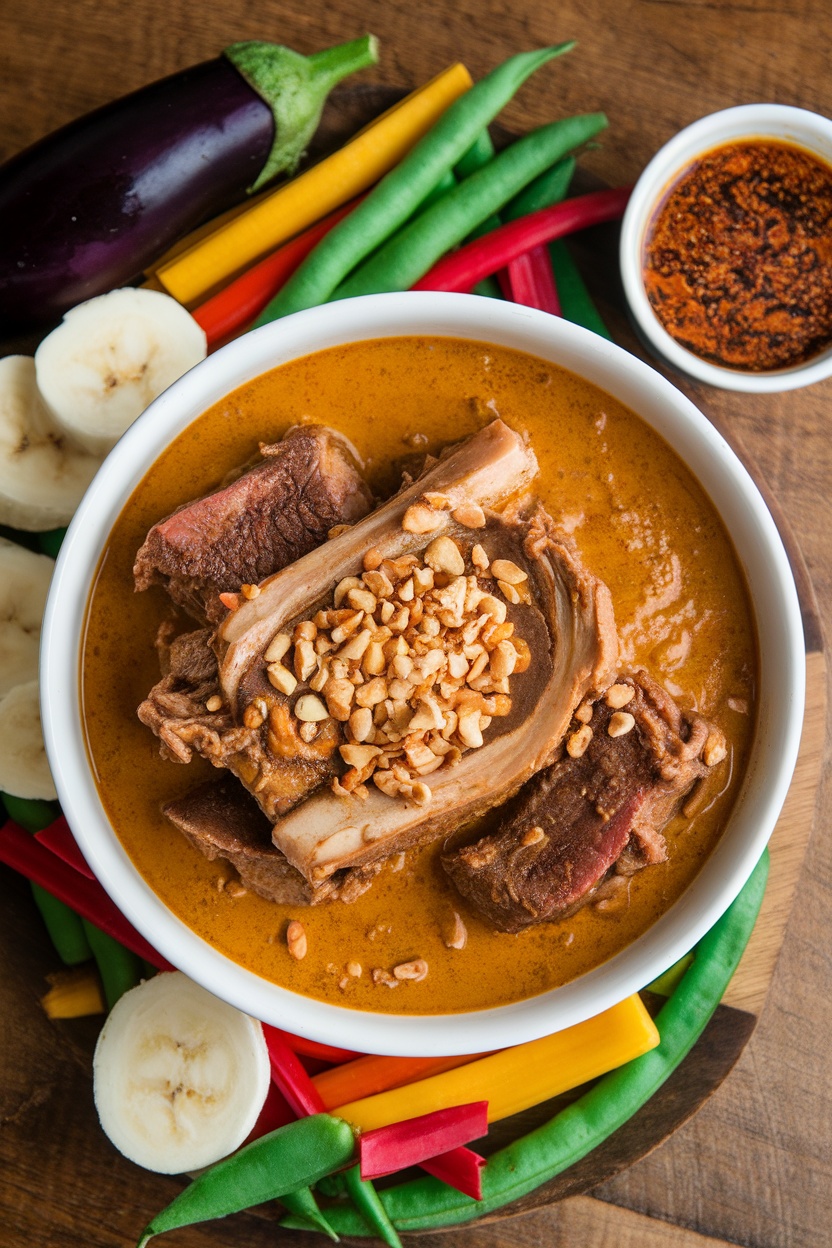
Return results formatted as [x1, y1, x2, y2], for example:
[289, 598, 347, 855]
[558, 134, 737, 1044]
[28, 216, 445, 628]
[2, 1, 831, 1245]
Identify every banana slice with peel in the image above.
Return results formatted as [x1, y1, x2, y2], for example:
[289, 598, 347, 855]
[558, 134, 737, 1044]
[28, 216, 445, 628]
[93, 972, 271, 1173]
[35, 288, 207, 456]
[0, 680, 56, 800]
[0, 356, 101, 530]
[0, 537, 54, 697]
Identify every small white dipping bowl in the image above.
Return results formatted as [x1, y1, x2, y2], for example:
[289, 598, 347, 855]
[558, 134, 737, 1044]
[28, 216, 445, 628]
[620, 104, 832, 392]
[41, 292, 805, 1055]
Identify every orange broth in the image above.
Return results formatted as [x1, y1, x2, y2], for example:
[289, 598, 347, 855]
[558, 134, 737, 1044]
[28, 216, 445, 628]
[82, 337, 757, 1014]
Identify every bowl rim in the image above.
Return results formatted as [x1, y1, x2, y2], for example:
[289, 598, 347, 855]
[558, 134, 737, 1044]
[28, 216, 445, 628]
[619, 102, 832, 393]
[41, 291, 805, 1056]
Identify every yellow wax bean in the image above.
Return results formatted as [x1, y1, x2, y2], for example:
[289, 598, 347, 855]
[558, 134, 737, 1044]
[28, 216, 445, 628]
[156, 62, 473, 307]
[333, 995, 659, 1132]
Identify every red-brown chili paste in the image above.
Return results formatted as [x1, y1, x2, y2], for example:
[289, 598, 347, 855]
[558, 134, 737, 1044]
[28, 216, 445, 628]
[643, 140, 832, 371]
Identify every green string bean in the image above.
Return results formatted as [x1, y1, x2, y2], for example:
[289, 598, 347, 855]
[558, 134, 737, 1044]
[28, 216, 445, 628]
[331, 114, 605, 301]
[2, 793, 92, 965]
[281, 1186, 340, 1241]
[81, 918, 143, 1009]
[136, 1114, 355, 1246]
[255, 44, 576, 323]
[342, 1164, 402, 1248]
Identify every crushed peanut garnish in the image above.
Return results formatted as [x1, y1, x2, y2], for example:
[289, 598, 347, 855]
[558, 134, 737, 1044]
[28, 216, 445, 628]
[392, 958, 429, 982]
[262, 527, 533, 804]
[286, 920, 307, 960]
[607, 711, 636, 738]
[444, 911, 468, 950]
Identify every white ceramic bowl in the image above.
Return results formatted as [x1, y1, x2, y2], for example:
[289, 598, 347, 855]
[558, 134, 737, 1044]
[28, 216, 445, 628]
[620, 104, 832, 392]
[41, 292, 804, 1055]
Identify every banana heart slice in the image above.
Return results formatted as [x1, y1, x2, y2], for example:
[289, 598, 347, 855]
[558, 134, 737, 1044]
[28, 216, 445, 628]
[0, 356, 101, 530]
[35, 288, 207, 456]
[93, 971, 271, 1173]
[0, 680, 56, 800]
[0, 537, 54, 697]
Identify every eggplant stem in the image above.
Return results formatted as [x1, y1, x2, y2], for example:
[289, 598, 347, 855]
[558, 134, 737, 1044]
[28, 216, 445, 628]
[225, 35, 379, 192]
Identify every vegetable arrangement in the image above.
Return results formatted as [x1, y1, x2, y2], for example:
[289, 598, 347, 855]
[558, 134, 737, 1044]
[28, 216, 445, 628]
[0, 31, 766, 1246]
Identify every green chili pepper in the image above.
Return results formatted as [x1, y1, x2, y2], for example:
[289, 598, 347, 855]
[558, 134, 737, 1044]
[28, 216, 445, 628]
[281, 1186, 340, 1241]
[548, 239, 612, 338]
[1, 793, 92, 965]
[136, 1114, 355, 1246]
[323, 852, 768, 1234]
[255, 44, 576, 324]
[343, 1164, 402, 1248]
[81, 918, 143, 1009]
[330, 114, 606, 301]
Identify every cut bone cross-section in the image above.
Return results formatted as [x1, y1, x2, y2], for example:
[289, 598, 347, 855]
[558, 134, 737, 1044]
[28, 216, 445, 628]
[214, 421, 618, 892]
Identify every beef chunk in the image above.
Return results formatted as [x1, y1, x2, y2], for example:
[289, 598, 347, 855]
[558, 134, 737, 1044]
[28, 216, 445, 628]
[163, 777, 381, 906]
[442, 671, 725, 932]
[138, 627, 339, 815]
[134, 425, 372, 623]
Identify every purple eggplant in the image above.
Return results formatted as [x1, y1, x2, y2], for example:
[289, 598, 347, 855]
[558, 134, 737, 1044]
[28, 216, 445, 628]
[0, 36, 378, 332]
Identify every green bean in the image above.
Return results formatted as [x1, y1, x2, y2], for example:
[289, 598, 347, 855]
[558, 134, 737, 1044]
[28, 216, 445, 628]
[281, 1186, 340, 1241]
[2, 793, 92, 965]
[645, 950, 694, 997]
[455, 128, 502, 244]
[37, 527, 66, 558]
[323, 852, 769, 1234]
[81, 918, 143, 1009]
[549, 239, 612, 339]
[2, 793, 60, 833]
[279, 1214, 329, 1234]
[136, 1114, 355, 1246]
[454, 128, 497, 180]
[343, 1164, 402, 1248]
[316, 1172, 348, 1198]
[331, 114, 606, 301]
[31, 884, 92, 965]
[255, 45, 576, 324]
[502, 154, 576, 219]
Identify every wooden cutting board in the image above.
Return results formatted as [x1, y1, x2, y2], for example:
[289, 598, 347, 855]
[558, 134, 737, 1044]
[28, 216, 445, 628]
[1, 7, 831, 1244]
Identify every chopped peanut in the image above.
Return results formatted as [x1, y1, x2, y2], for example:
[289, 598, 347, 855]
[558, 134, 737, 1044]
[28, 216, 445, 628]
[266, 529, 539, 807]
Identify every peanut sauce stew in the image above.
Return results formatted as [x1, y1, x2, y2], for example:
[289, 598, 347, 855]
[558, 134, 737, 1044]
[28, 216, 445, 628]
[82, 337, 757, 1014]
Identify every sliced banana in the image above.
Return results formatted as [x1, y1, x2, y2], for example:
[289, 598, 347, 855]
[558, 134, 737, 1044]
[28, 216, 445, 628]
[93, 971, 271, 1174]
[0, 356, 101, 530]
[0, 537, 54, 697]
[35, 288, 207, 456]
[0, 681, 56, 800]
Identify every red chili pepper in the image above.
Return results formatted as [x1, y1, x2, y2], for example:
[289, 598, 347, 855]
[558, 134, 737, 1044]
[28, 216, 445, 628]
[263, 1024, 327, 1117]
[412, 187, 631, 293]
[420, 1145, 486, 1201]
[192, 196, 363, 347]
[358, 1101, 488, 1180]
[504, 243, 561, 314]
[34, 815, 94, 879]
[0, 819, 173, 970]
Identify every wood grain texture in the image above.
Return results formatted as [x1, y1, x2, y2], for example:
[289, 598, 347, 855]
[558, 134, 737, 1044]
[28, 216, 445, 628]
[1, 2, 831, 1246]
